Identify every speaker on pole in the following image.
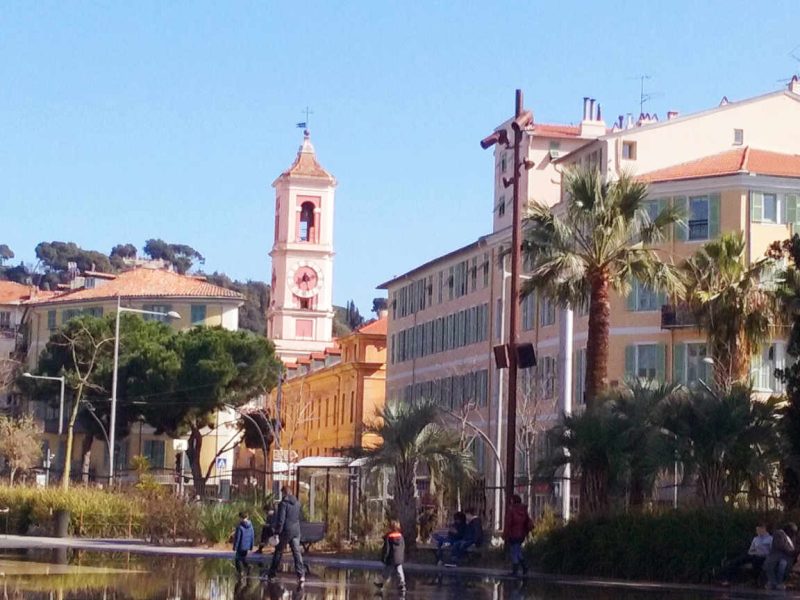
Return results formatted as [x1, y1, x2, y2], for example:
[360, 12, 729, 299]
[516, 342, 537, 369]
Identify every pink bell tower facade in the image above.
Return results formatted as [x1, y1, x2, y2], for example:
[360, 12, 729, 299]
[267, 131, 336, 362]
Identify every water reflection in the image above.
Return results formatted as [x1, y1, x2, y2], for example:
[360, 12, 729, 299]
[0, 550, 755, 599]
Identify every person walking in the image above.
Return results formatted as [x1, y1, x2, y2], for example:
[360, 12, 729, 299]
[375, 520, 406, 595]
[233, 511, 255, 577]
[267, 486, 306, 584]
[255, 502, 277, 554]
[503, 495, 533, 577]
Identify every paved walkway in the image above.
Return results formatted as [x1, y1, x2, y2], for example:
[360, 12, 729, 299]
[0, 534, 796, 597]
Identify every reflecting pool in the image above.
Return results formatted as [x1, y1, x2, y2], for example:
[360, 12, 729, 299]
[0, 549, 771, 599]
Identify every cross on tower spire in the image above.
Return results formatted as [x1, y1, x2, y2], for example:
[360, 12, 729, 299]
[296, 106, 314, 136]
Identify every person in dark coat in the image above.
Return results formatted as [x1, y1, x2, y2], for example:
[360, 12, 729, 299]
[255, 503, 277, 554]
[503, 495, 533, 576]
[451, 507, 483, 564]
[375, 520, 406, 594]
[267, 486, 306, 583]
[433, 511, 466, 564]
[233, 511, 255, 577]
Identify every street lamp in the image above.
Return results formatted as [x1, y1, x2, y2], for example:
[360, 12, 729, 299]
[109, 295, 180, 483]
[481, 88, 533, 511]
[23, 372, 65, 435]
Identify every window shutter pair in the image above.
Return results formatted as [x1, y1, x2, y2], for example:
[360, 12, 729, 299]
[624, 344, 667, 381]
[708, 193, 721, 238]
[674, 197, 688, 241]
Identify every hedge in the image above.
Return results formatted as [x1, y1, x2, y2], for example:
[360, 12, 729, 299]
[528, 508, 795, 583]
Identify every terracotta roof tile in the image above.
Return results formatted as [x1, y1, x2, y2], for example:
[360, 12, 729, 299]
[0, 281, 32, 304]
[324, 347, 342, 356]
[530, 123, 581, 139]
[639, 147, 800, 183]
[278, 133, 335, 183]
[356, 316, 387, 336]
[27, 268, 243, 305]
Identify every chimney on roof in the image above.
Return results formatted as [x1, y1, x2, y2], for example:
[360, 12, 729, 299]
[617, 115, 624, 129]
[378, 309, 388, 319]
[719, 96, 729, 106]
[589, 99, 596, 121]
[596, 103, 602, 121]
[625, 113, 634, 129]
[667, 110, 679, 120]
[582, 97, 590, 121]
[790, 75, 800, 95]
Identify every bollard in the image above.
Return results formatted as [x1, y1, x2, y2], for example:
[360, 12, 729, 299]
[54, 509, 70, 538]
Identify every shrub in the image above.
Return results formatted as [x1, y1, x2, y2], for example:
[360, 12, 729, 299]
[198, 500, 267, 544]
[527, 508, 793, 583]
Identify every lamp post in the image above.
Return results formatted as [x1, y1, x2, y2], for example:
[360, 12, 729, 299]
[109, 295, 181, 484]
[481, 89, 533, 509]
[23, 372, 65, 435]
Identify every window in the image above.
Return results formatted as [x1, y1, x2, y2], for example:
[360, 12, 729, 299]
[734, 129, 744, 145]
[143, 304, 171, 322]
[628, 279, 662, 312]
[47, 310, 56, 331]
[191, 304, 207, 325]
[539, 356, 557, 399]
[686, 343, 709, 385]
[498, 196, 506, 217]
[751, 344, 780, 392]
[622, 141, 637, 160]
[438, 271, 443, 304]
[688, 196, 709, 241]
[540, 295, 555, 326]
[751, 192, 779, 224]
[471, 257, 477, 292]
[522, 293, 535, 330]
[298, 202, 315, 242]
[625, 344, 665, 381]
[0, 312, 10, 329]
[142, 440, 165, 469]
[483, 252, 490, 287]
[501, 153, 507, 173]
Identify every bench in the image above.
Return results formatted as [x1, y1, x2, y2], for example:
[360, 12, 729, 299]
[299, 521, 326, 553]
[421, 534, 484, 566]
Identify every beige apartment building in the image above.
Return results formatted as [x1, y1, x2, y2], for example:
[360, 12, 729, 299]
[381, 77, 800, 524]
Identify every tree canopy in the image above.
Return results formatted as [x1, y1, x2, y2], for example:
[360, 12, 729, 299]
[0, 244, 14, 265]
[143, 239, 205, 274]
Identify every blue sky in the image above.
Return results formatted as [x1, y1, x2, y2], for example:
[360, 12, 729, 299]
[2, 1, 798, 314]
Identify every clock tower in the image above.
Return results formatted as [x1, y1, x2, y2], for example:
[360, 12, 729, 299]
[267, 130, 336, 362]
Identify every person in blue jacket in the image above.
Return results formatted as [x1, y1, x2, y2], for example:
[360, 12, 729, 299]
[233, 511, 255, 577]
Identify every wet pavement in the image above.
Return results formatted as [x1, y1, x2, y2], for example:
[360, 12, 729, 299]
[0, 539, 794, 599]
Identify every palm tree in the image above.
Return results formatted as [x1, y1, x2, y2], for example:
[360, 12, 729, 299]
[682, 232, 779, 388]
[660, 384, 781, 507]
[540, 406, 629, 516]
[358, 400, 474, 550]
[607, 380, 681, 508]
[522, 167, 683, 408]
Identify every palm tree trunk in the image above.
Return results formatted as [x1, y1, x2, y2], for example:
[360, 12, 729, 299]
[629, 475, 646, 509]
[394, 460, 418, 551]
[580, 461, 609, 516]
[586, 273, 611, 409]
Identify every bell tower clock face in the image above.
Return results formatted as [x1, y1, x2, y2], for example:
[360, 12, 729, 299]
[288, 263, 322, 299]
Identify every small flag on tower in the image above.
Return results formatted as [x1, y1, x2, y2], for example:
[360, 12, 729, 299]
[296, 122, 307, 129]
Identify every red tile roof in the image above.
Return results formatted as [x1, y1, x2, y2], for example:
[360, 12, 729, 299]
[27, 268, 243, 305]
[0, 281, 33, 304]
[530, 123, 581, 139]
[356, 316, 387, 336]
[278, 134, 335, 183]
[639, 147, 800, 183]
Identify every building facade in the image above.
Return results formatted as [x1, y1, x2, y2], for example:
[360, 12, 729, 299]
[381, 77, 800, 524]
[23, 267, 245, 487]
[278, 316, 386, 462]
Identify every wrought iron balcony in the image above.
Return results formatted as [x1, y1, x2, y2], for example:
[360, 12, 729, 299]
[661, 303, 697, 329]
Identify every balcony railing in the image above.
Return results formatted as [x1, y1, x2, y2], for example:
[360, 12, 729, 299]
[661, 304, 697, 329]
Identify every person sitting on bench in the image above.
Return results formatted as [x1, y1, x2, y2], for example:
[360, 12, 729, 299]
[433, 511, 466, 564]
[451, 508, 483, 564]
[719, 522, 772, 586]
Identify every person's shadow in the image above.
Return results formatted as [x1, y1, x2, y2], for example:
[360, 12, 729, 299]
[266, 580, 305, 600]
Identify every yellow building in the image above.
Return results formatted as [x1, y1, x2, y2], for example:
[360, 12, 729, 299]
[276, 315, 387, 463]
[23, 267, 245, 488]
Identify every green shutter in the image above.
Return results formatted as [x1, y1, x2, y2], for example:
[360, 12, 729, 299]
[751, 191, 764, 223]
[786, 194, 800, 234]
[675, 196, 688, 241]
[626, 278, 637, 311]
[625, 345, 636, 379]
[708, 193, 721, 238]
[656, 344, 666, 382]
[659, 198, 671, 241]
[673, 343, 685, 384]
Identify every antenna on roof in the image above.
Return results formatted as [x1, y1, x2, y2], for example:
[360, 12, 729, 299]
[628, 74, 662, 117]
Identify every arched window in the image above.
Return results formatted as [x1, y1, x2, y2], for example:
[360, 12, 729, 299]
[298, 202, 315, 242]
